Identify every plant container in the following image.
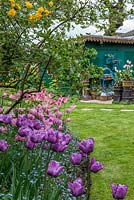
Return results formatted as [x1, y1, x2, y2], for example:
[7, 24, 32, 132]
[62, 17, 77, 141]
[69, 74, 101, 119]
[113, 86, 123, 102]
[122, 87, 132, 102]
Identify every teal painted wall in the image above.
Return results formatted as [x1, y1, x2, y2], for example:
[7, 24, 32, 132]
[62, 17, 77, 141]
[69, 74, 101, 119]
[85, 42, 134, 70]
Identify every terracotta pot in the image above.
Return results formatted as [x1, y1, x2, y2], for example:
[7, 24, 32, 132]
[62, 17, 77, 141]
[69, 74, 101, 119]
[96, 96, 100, 100]
[100, 96, 108, 101]
[90, 91, 97, 100]
[104, 75, 112, 80]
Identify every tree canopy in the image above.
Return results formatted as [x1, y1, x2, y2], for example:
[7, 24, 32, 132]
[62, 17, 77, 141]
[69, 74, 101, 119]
[96, 0, 134, 36]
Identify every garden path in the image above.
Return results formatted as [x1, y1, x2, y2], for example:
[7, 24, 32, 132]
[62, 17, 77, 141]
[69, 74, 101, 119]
[80, 100, 113, 104]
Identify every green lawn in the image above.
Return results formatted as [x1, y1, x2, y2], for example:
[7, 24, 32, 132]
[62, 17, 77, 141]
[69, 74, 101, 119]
[69, 102, 134, 200]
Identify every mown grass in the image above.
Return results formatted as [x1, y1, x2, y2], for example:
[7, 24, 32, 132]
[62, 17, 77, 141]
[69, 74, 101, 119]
[69, 102, 134, 200]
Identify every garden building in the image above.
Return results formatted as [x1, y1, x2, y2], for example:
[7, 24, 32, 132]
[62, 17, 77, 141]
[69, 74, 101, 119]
[83, 35, 134, 88]
[84, 35, 134, 70]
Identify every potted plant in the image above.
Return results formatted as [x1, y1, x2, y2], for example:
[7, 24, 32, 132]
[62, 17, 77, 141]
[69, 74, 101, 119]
[100, 91, 108, 101]
[122, 60, 134, 87]
[88, 65, 103, 99]
[121, 60, 134, 102]
[81, 67, 91, 100]
[90, 85, 99, 99]
[113, 68, 123, 102]
[96, 90, 102, 100]
[107, 90, 114, 100]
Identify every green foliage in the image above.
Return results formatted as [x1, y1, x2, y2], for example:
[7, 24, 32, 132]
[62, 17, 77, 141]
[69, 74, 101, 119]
[0, 0, 98, 90]
[79, 47, 103, 90]
[95, 0, 134, 35]
[88, 65, 104, 79]
[50, 46, 98, 96]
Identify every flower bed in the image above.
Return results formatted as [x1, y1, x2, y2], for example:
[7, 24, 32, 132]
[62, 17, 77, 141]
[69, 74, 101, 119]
[0, 90, 128, 199]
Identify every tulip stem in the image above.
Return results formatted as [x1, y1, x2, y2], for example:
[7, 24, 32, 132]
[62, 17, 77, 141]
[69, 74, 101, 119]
[43, 144, 51, 199]
[86, 172, 91, 200]
[86, 157, 91, 200]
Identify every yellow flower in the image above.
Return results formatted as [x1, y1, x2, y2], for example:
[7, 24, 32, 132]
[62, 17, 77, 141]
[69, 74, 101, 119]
[25, 1, 33, 9]
[48, 1, 53, 7]
[44, 9, 50, 16]
[15, 3, 21, 10]
[9, 0, 15, 3]
[9, 0, 15, 7]
[37, 7, 44, 13]
[8, 8, 16, 17]
[35, 12, 42, 20]
[29, 14, 35, 22]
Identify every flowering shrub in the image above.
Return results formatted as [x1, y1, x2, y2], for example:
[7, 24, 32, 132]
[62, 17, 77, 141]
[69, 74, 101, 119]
[0, 90, 128, 199]
[7, 0, 52, 19]
[1, 0, 99, 99]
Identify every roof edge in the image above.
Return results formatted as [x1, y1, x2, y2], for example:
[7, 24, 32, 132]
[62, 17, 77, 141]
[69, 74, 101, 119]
[84, 35, 134, 44]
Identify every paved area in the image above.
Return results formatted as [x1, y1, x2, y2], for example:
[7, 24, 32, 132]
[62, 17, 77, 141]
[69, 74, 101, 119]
[120, 109, 134, 112]
[80, 108, 134, 112]
[80, 100, 113, 104]
[100, 109, 113, 111]
[81, 108, 93, 111]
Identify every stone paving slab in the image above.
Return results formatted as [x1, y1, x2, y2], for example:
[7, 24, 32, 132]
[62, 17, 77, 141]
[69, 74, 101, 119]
[80, 108, 134, 112]
[120, 109, 134, 112]
[80, 100, 113, 104]
[100, 109, 113, 111]
[81, 108, 93, 111]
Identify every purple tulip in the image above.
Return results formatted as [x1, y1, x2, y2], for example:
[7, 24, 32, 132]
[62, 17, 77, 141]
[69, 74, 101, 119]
[42, 143, 47, 150]
[27, 114, 35, 120]
[33, 120, 43, 130]
[18, 127, 33, 137]
[30, 133, 44, 143]
[77, 138, 94, 154]
[17, 117, 38, 129]
[16, 115, 27, 127]
[70, 153, 82, 165]
[53, 107, 58, 112]
[0, 114, 13, 124]
[56, 132, 71, 145]
[89, 158, 104, 173]
[54, 118, 62, 126]
[51, 142, 68, 152]
[46, 129, 58, 144]
[47, 160, 64, 177]
[0, 140, 8, 152]
[56, 111, 62, 118]
[111, 183, 128, 200]
[25, 138, 36, 150]
[68, 178, 85, 197]
[17, 108, 24, 113]
[62, 134, 72, 145]
[66, 108, 71, 113]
